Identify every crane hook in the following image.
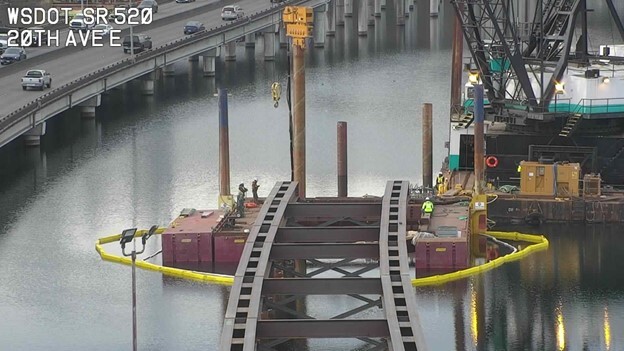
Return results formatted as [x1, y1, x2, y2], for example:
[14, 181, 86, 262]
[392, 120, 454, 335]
[271, 82, 282, 108]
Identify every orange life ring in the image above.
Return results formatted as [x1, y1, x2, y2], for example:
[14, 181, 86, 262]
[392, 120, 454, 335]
[485, 156, 498, 168]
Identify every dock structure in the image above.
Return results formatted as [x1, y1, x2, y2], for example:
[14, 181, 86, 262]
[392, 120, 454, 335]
[219, 180, 427, 351]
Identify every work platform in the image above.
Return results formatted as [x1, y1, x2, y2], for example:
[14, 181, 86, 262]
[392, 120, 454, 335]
[219, 180, 428, 351]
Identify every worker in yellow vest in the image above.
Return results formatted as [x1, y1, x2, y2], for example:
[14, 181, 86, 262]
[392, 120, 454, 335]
[517, 164, 522, 173]
[422, 197, 434, 216]
[436, 172, 445, 194]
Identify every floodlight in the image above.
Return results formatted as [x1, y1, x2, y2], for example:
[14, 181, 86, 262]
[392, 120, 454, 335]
[120, 228, 137, 247]
[468, 72, 479, 84]
[142, 225, 158, 245]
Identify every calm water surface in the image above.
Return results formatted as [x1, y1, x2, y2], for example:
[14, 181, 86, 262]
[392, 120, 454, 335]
[1, 1, 623, 350]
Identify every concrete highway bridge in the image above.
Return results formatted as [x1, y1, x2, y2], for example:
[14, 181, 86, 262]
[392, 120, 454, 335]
[0, 0, 426, 147]
[219, 180, 428, 350]
[0, 0, 343, 147]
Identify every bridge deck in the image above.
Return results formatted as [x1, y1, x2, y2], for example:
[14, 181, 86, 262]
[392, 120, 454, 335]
[220, 180, 427, 351]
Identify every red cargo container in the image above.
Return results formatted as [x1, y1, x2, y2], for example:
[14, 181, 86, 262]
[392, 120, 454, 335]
[410, 203, 471, 270]
[213, 234, 246, 263]
[162, 209, 222, 266]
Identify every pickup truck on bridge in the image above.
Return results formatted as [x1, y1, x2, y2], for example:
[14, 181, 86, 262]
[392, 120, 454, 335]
[21, 70, 52, 91]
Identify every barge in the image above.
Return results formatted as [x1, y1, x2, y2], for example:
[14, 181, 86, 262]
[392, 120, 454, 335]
[160, 192, 491, 273]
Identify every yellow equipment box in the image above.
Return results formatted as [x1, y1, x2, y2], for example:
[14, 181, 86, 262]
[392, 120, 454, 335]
[519, 161, 579, 197]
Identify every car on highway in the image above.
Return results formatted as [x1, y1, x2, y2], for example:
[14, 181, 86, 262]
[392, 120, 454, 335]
[92, 24, 114, 37]
[21, 69, 52, 91]
[183, 21, 205, 35]
[176, 0, 195, 3]
[70, 13, 95, 32]
[108, 6, 128, 21]
[0, 33, 7, 54]
[122, 34, 153, 54]
[221, 5, 244, 21]
[270, 0, 286, 2]
[0, 47, 27, 65]
[138, 0, 159, 14]
[26, 26, 47, 47]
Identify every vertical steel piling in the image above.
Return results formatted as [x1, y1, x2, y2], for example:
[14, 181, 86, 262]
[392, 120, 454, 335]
[218, 88, 231, 198]
[337, 121, 348, 197]
[450, 2, 464, 117]
[293, 45, 306, 199]
[474, 85, 485, 194]
[422, 103, 433, 189]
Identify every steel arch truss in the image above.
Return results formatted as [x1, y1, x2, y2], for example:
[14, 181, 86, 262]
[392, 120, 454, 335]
[220, 181, 427, 351]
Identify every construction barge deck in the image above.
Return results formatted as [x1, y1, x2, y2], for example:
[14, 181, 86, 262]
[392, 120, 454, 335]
[161, 195, 480, 273]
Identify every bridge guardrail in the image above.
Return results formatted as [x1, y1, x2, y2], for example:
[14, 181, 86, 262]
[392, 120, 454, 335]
[0, 0, 319, 137]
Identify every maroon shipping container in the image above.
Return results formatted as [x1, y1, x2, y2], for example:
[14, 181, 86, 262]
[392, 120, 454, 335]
[162, 209, 222, 265]
[213, 234, 246, 263]
[411, 203, 471, 270]
[413, 240, 469, 269]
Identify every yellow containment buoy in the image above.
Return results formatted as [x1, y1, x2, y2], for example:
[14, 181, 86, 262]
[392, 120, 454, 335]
[271, 82, 281, 108]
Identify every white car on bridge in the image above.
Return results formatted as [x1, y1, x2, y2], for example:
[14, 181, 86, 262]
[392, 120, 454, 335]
[21, 69, 52, 91]
[221, 5, 244, 21]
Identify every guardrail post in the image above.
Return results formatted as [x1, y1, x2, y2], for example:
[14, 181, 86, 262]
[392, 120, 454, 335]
[224, 41, 236, 61]
[23, 122, 46, 147]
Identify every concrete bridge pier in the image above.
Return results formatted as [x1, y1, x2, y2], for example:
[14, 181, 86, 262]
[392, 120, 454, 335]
[374, 0, 381, 17]
[326, 0, 336, 36]
[224, 41, 236, 61]
[430, 0, 439, 16]
[141, 73, 155, 95]
[313, 6, 326, 47]
[396, 0, 405, 25]
[264, 30, 277, 61]
[335, 0, 345, 26]
[23, 122, 46, 147]
[344, 0, 353, 17]
[79, 95, 101, 119]
[367, 0, 375, 25]
[279, 26, 288, 48]
[202, 47, 220, 77]
[245, 33, 256, 48]
[358, 0, 368, 36]
[188, 54, 199, 62]
[163, 63, 175, 77]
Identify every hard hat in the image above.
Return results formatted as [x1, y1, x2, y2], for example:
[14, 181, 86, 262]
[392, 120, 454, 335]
[253, 178, 258, 181]
[438, 172, 443, 175]
[425, 197, 430, 200]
